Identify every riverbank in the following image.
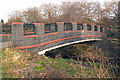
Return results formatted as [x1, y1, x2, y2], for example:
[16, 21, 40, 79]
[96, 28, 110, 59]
[1, 38, 120, 78]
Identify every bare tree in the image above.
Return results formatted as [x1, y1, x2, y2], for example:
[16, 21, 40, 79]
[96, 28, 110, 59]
[7, 0, 118, 27]
[59, 1, 97, 24]
[23, 7, 42, 23]
[40, 3, 61, 23]
[118, 1, 120, 26]
[7, 10, 23, 24]
[99, 1, 118, 27]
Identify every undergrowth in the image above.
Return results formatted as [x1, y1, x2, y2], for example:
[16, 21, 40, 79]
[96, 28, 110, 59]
[1, 43, 119, 78]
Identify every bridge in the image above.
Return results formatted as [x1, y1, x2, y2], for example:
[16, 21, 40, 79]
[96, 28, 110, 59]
[0, 22, 106, 55]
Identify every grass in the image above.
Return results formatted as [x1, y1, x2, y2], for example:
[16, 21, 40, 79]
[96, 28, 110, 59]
[32, 58, 78, 75]
[2, 64, 12, 78]
[1, 47, 30, 78]
[35, 61, 45, 65]
[1, 46, 119, 78]
[33, 66, 44, 70]
[48, 58, 73, 69]
[68, 69, 75, 75]
[33, 62, 46, 70]
[33, 57, 107, 77]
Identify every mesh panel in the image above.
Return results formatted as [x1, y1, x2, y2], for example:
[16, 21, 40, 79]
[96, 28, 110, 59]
[77, 23, 83, 30]
[44, 23, 57, 34]
[87, 24, 91, 30]
[1, 24, 11, 34]
[94, 26, 98, 31]
[64, 23, 72, 31]
[100, 27, 103, 32]
[45, 23, 50, 32]
[24, 24, 36, 35]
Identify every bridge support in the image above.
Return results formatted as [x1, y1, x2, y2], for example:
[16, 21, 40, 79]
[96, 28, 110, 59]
[103, 28, 105, 33]
[97, 26, 100, 32]
[91, 25, 95, 32]
[34, 23, 44, 38]
[72, 22, 77, 32]
[83, 23, 87, 34]
[56, 22, 64, 34]
[11, 22, 24, 46]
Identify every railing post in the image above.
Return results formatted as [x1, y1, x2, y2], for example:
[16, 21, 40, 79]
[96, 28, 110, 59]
[50, 25, 55, 31]
[91, 25, 95, 32]
[102, 28, 106, 36]
[97, 26, 100, 32]
[33, 23, 44, 38]
[11, 22, 24, 46]
[102, 28, 105, 33]
[56, 22, 64, 34]
[72, 22, 77, 32]
[83, 23, 87, 34]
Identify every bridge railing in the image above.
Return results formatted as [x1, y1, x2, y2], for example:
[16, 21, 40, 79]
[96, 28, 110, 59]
[0, 22, 105, 36]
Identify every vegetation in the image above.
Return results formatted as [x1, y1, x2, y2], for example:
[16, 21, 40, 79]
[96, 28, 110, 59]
[1, 19, 4, 24]
[1, 38, 120, 78]
[7, 1, 119, 28]
[1, 0, 119, 78]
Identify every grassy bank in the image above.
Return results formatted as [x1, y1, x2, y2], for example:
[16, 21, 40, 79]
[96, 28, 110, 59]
[1, 44, 119, 78]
